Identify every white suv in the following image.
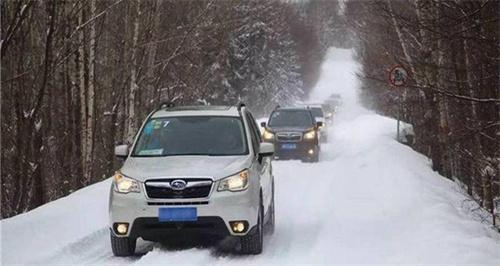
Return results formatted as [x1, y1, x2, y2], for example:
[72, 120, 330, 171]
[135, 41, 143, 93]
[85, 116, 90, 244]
[109, 103, 275, 256]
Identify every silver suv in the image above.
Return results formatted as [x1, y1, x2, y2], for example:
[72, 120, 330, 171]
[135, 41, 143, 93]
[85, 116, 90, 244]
[109, 103, 275, 256]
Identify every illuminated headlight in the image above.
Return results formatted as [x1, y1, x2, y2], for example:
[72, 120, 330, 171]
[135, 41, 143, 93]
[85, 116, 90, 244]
[304, 130, 316, 140]
[327, 112, 333, 117]
[218, 170, 249, 192]
[262, 130, 274, 141]
[113, 172, 140, 193]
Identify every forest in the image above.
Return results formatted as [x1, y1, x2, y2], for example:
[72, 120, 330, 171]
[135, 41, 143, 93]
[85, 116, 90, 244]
[344, 0, 499, 227]
[1, 0, 499, 230]
[1, 0, 348, 217]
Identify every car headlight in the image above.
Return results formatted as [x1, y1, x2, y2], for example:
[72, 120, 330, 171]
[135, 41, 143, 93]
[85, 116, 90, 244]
[114, 172, 140, 193]
[262, 129, 274, 141]
[304, 130, 316, 140]
[218, 170, 249, 192]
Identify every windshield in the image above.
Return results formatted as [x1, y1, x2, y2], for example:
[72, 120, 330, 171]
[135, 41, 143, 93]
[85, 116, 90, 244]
[132, 116, 248, 157]
[268, 110, 313, 128]
[310, 107, 324, 117]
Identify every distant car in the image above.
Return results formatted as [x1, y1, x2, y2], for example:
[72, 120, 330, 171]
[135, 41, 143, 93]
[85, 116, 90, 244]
[328, 93, 342, 102]
[325, 94, 343, 111]
[321, 103, 334, 123]
[260, 107, 322, 162]
[109, 103, 275, 256]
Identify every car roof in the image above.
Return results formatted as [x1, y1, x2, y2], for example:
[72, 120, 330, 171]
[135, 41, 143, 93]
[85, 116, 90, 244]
[296, 103, 323, 108]
[274, 106, 312, 112]
[151, 105, 241, 118]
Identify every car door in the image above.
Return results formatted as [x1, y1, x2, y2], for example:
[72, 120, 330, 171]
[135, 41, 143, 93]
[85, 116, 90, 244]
[246, 112, 272, 213]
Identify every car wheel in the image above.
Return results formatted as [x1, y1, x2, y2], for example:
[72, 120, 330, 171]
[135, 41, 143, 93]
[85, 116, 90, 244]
[302, 147, 319, 163]
[312, 150, 320, 162]
[240, 202, 263, 254]
[110, 231, 136, 257]
[265, 186, 275, 235]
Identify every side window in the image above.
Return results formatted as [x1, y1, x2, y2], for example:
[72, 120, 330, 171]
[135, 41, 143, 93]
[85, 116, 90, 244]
[245, 112, 260, 156]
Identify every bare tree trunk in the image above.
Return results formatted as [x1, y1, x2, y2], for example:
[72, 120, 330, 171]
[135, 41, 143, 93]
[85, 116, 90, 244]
[145, 0, 161, 109]
[415, 0, 443, 172]
[126, 0, 141, 144]
[31, 0, 57, 208]
[85, 0, 97, 184]
[435, 3, 451, 178]
[462, 16, 484, 204]
[78, 2, 88, 185]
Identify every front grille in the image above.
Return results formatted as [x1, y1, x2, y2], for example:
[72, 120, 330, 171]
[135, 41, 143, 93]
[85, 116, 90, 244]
[147, 201, 209, 206]
[276, 132, 302, 142]
[145, 178, 212, 199]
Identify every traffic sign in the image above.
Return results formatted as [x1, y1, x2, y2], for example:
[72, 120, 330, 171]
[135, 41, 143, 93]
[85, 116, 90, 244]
[389, 65, 408, 87]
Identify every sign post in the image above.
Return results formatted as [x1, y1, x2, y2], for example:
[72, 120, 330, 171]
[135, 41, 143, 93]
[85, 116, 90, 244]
[388, 65, 408, 142]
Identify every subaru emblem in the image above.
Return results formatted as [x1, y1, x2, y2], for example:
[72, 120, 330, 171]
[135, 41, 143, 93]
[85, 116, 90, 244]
[170, 180, 187, 191]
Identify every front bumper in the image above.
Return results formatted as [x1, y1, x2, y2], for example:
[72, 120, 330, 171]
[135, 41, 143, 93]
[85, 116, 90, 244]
[123, 217, 230, 241]
[271, 140, 318, 160]
[109, 181, 259, 239]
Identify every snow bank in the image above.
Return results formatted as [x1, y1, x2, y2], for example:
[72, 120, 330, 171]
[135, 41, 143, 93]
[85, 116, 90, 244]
[1, 179, 112, 264]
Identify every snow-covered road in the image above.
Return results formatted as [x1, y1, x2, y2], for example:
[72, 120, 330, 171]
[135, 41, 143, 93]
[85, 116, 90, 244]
[2, 49, 500, 265]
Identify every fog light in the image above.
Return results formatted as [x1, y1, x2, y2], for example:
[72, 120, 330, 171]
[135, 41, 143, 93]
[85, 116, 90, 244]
[115, 223, 128, 235]
[230, 221, 248, 233]
[308, 149, 314, 155]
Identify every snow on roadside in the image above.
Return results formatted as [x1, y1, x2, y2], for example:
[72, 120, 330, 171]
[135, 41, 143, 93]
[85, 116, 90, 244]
[1, 179, 112, 264]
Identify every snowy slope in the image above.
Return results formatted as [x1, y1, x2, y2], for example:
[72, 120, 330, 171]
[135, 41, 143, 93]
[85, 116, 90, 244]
[2, 48, 500, 265]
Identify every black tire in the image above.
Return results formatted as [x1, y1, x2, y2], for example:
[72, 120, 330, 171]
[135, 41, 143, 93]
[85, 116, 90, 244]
[240, 204, 263, 254]
[311, 151, 319, 162]
[265, 187, 275, 235]
[302, 147, 319, 163]
[110, 231, 136, 257]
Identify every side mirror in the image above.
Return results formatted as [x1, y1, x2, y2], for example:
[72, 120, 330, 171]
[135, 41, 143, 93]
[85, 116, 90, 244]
[259, 142, 274, 157]
[114, 144, 129, 159]
[260, 121, 266, 128]
[316, 121, 324, 128]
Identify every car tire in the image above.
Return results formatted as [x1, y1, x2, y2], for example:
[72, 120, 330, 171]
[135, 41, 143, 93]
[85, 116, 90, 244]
[110, 231, 136, 257]
[240, 203, 263, 254]
[312, 151, 320, 162]
[302, 147, 319, 163]
[265, 188, 275, 235]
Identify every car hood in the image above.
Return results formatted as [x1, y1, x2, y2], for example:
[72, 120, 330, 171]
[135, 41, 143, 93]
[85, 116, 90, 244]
[120, 155, 251, 182]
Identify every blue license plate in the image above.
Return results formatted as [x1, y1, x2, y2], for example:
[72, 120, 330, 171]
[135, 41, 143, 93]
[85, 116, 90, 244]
[159, 207, 197, 222]
[281, 143, 297, 150]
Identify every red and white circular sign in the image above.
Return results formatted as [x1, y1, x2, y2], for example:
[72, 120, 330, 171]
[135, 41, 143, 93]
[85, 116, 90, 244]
[389, 65, 408, 87]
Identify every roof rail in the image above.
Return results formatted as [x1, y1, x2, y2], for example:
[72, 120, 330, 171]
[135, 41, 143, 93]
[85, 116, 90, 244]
[237, 102, 246, 111]
[158, 101, 175, 110]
